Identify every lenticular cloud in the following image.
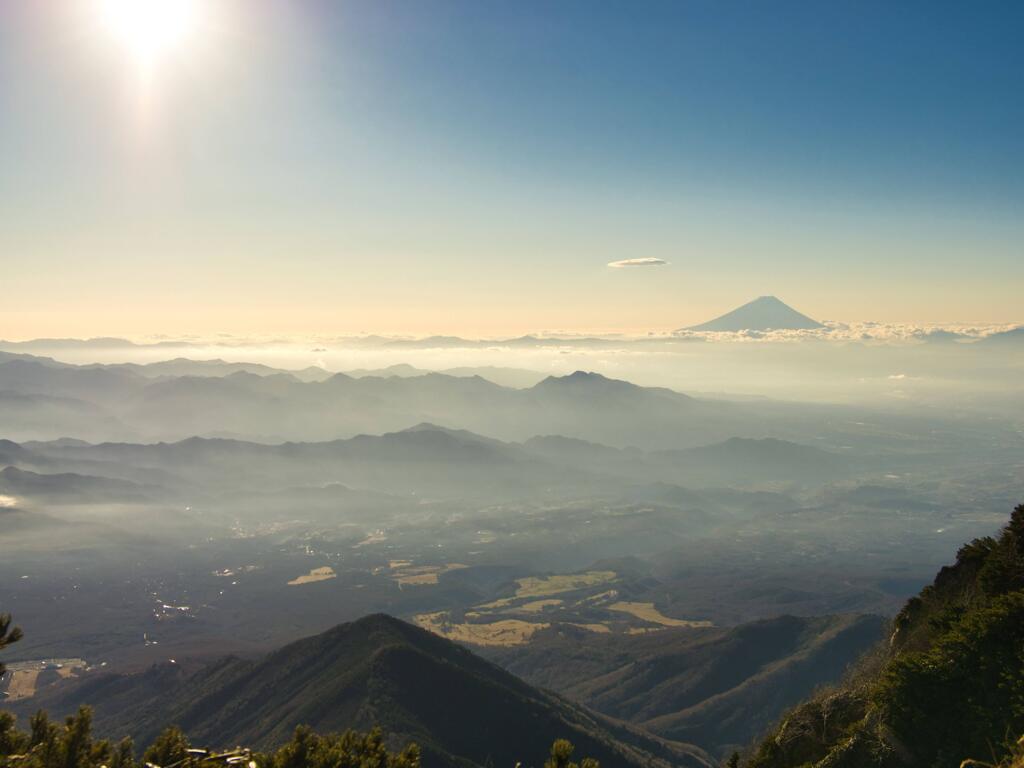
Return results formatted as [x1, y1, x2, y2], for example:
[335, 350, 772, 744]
[607, 258, 668, 268]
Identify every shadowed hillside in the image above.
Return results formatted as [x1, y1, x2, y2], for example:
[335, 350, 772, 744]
[488, 614, 884, 758]
[15, 614, 713, 768]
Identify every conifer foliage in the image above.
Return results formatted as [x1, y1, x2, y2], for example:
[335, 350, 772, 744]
[0, 614, 22, 678]
[0, 708, 597, 768]
[747, 504, 1024, 768]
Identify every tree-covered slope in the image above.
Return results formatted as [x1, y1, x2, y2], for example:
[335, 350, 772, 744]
[17, 614, 712, 768]
[747, 504, 1024, 768]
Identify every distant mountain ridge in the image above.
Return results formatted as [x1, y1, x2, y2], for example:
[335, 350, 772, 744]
[344, 363, 546, 388]
[0, 355, 771, 448]
[686, 296, 824, 332]
[0, 425, 857, 507]
[980, 326, 1024, 345]
[0, 466, 154, 503]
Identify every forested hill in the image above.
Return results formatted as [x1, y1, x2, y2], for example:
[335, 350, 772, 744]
[11, 613, 711, 768]
[747, 504, 1024, 768]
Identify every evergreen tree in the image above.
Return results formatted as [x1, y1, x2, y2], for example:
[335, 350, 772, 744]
[265, 726, 420, 768]
[0, 710, 612, 768]
[30, 710, 62, 767]
[143, 726, 191, 768]
[0, 612, 23, 677]
[0, 710, 29, 756]
[110, 738, 136, 768]
[542, 739, 599, 768]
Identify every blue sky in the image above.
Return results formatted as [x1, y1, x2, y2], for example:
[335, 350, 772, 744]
[1, 1, 1022, 337]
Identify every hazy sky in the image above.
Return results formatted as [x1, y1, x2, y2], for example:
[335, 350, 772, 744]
[1, 1, 1022, 338]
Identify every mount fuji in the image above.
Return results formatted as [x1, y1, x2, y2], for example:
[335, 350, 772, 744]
[685, 296, 824, 332]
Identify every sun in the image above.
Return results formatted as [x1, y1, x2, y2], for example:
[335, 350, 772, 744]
[100, 0, 200, 67]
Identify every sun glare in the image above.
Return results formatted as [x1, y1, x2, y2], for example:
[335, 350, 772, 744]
[100, 0, 199, 67]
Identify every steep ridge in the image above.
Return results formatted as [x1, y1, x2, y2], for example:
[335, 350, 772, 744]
[747, 503, 1024, 768]
[18, 614, 713, 768]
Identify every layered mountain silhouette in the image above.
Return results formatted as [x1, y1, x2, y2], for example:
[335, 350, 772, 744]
[0, 355, 760, 447]
[686, 296, 824, 332]
[0, 426, 855, 507]
[18, 614, 713, 768]
[2, 425, 595, 500]
[0, 466, 154, 503]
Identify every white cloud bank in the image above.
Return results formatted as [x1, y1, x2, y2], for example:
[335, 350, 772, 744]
[607, 258, 668, 268]
[671, 321, 1020, 343]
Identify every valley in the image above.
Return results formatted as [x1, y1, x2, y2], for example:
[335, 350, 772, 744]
[1, 347, 1021, 765]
